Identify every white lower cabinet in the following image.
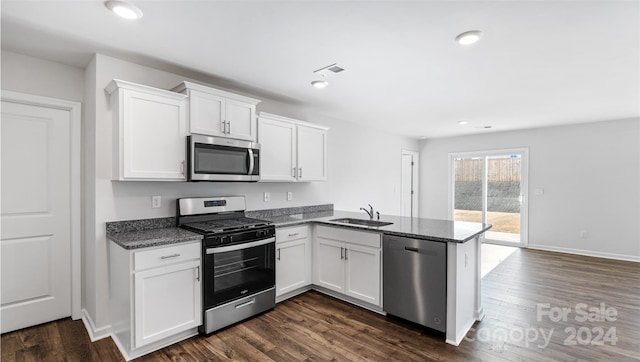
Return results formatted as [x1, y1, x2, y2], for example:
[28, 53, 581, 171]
[110, 241, 202, 360]
[313, 226, 382, 307]
[275, 225, 311, 298]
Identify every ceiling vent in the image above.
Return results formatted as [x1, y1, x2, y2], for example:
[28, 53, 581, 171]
[314, 63, 345, 77]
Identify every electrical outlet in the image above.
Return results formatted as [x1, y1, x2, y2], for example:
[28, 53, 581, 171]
[287, 192, 293, 201]
[263, 192, 270, 202]
[580, 230, 589, 239]
[151, 196, 161, 209]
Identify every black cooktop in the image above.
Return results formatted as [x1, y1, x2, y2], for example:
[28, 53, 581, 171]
[181, 217, 272, 234]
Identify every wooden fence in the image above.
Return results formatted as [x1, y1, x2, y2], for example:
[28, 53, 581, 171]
[455, 158, 521, 182]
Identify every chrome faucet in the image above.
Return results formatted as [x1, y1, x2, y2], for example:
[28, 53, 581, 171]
[360, 204, 374, 220]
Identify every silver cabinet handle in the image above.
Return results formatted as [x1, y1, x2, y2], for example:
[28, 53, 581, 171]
[288, 233, 299, 237]
[160, 253, 180, 259]
[340, 247, 344, 260]
[220, 120, 226, 133]
[299, 168, 302, 178]
[227, 121, 231, 134]
[344, 248, 348, 260]
[195, 266, 200, 281]
[180, 160, 185, 175]
[277, 248, 281, 261]
[292, 167, 297, 178]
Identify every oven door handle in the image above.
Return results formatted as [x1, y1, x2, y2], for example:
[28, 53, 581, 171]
[206, 237, 275, 254]
[247, 149, 255, 175]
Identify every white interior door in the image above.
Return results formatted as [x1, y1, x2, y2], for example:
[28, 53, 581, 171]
[401, 150, 418, 218]
[1, 99, 73, 333]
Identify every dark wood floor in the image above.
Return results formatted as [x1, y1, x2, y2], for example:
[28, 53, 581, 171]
[3, 248, 639, 361]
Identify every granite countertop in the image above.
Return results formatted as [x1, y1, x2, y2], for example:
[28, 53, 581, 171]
[260, 210, 491, 243]
[106, 217, 203, 250]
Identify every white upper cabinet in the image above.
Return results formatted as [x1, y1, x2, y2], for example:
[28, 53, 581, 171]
[297, 124, 327, 181]
[106, 79, 187, 181]
[173, 81, 261, 141]
[258, 112, 328, 182]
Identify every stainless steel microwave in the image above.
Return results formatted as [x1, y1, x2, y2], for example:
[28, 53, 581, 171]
[187, 135, 260, 182]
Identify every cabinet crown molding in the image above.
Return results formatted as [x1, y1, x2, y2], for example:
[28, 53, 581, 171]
[258, 112, 329, 131]
[172, 81, 261, 105]
[105, 79, 187, 99]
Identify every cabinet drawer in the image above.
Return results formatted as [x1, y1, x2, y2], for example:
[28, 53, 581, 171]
[134, 242, 200, 271]
[316, 225, 381, 248]
[276, 225, 308, 244]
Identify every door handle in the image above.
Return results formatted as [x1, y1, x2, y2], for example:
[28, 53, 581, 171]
[404, 247, 419, 253]
[195, 266, 200, 281]
[221, 121, 226, 133]
[344, 248, 348, 260]
[226, 121, 231, 134]
[293, 167, 297, 178]
[277, 248, 281, 261]
[160, 253, 180, 259]
[340, 247, 344, 260]
[299, 168, 302, 179]
[248, 149, 255, 175]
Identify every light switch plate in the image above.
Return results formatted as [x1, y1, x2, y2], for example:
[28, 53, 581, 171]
[151, 196, 161, 209]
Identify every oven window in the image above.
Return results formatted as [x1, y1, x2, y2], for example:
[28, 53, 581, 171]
[207, 242, 275, 307]
[194, 144, 248, 174]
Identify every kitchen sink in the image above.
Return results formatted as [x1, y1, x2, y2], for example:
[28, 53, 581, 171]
[329, 218, 393, 227]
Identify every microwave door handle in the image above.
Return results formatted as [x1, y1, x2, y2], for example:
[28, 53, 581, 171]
[247, 149, 255, 175]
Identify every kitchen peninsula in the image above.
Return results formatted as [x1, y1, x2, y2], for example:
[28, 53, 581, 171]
[247, 205, 491, 346]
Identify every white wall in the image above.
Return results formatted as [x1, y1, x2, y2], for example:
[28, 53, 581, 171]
[81, 54, 418, 330]
[419, 118, 640, 261]
[1, 51, 85, 102]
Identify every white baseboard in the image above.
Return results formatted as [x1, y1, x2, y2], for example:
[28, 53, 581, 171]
[527, 244, 640, 262]
[445, 318, 476, 346]
[81, 309, 111, 342]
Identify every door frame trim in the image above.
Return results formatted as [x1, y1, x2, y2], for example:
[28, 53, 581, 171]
[401, 149, 419, 218]
[448, 148, 529, 247]
[1, 90, 82, 320]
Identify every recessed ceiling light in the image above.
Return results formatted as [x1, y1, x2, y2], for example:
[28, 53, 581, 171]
[458, 120, 469, 125]
[455, 30, 482, 45]
[311, 80, 328, 89]
[105, 1, 143, 20]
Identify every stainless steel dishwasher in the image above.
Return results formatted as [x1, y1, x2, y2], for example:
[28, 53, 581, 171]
[383, 235, 447, 332]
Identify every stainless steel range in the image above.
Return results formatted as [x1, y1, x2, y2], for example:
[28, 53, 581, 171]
[177, 196, 276, 334]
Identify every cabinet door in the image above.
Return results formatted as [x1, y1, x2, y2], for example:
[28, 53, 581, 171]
[314, 238, 345, 293]
[258, 118, 297, 181]
[345, 244, 381, 306]
[297, 125, 327, 181]
[226, 99, 256, 141]
[189, 89, 225, 137]
[122, 89, 186, 180]
[134, 260, 201, 348]
[276, 239, 310, 296]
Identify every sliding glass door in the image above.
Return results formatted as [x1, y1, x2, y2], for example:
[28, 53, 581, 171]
[451, 149, 528, 246]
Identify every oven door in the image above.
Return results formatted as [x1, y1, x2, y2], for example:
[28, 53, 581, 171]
[204, 238, 275, 309]
[189, 134, 260, 181]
